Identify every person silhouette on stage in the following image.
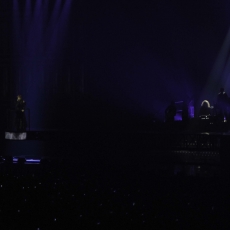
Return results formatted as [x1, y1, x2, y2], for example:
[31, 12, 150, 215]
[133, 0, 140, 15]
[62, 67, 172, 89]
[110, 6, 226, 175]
[216, 87, 229, 121]
[199, 100, 211, 116]
[15, 95, 27, 132]
[165, 101, 177, 122]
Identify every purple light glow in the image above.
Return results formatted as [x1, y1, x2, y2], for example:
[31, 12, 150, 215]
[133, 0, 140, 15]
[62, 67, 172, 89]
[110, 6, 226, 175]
[12, 158, 40, 163]
[24, 0, 32, 21]
[51, 0, 62, 21]
[13, 0, 72, 129]
[34, 0, 42, 19]
[174, 113, 182, 121]
[199, 28, 230, 109]
[47, 0, 72, 56]
[13, 158, 18, 162]
[61, 0, 73, 16]
[26, 159, 41, 163]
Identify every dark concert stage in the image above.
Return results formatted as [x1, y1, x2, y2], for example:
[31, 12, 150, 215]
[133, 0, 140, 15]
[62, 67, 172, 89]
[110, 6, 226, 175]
[2, 119, 230, 169]
[2, 0, 230, 228]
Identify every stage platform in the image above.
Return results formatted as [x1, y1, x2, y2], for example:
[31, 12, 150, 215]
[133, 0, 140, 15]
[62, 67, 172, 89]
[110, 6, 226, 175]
[1, 126, 230, 167]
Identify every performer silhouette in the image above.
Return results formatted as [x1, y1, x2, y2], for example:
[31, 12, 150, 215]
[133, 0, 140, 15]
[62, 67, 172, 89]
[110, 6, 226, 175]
[165, 101, 177, 122]
[199, 100, 211, 116]
[216, 88, 228, 121]
[15, 95, 27, 132]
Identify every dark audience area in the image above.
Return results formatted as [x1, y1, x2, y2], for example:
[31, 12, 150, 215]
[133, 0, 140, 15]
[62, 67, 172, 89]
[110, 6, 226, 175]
[0, 143, 230, 229]
[2, 100, 230, 229]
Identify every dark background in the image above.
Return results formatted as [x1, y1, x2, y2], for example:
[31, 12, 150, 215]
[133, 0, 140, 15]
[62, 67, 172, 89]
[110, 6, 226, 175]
[0, 2, 230, 228]
[0, 0, 229, 130]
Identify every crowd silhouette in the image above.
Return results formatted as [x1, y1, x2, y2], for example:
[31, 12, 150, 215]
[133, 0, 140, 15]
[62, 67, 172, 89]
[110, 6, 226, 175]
[0, 158, 229, 229]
